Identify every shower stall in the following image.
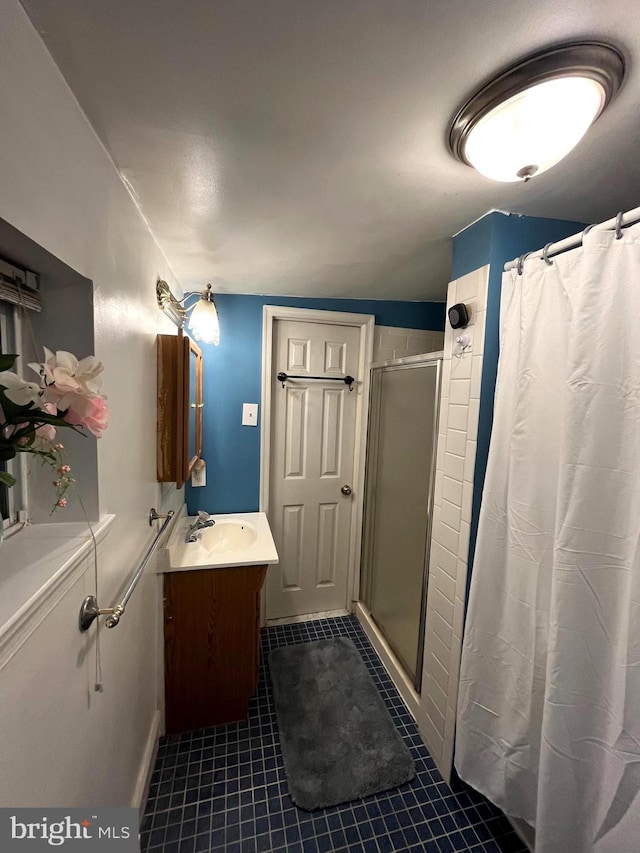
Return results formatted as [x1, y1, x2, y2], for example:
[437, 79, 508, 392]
[358, 352, 442, 697]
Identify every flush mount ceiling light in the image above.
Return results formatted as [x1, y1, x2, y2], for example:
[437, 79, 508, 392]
[448, 42, 624, 182]
[156, 280, 220, 345]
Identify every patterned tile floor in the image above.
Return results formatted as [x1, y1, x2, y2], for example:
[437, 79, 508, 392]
[141, 616, 528, 853]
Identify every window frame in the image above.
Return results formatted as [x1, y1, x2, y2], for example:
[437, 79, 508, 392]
[0, 301, 28, 534]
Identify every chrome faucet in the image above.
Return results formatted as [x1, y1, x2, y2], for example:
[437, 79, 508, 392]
[184, 510, 216, 543]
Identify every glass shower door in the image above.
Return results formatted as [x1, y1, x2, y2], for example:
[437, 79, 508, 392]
[362, 357, 441, 687]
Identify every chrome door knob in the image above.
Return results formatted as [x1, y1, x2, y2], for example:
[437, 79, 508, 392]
[341, 485, 353, 495]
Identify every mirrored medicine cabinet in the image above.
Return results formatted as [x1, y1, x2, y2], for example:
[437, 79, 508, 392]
[157, 328, 203, 488]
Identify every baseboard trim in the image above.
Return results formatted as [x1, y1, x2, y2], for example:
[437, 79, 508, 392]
[355, 602, 420, 722]
[133, 710, 161, 815]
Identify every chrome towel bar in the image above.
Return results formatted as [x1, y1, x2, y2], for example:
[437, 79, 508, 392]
[79, 509, 175, 631]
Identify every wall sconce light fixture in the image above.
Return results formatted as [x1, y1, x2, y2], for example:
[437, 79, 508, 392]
[156, 280, 220, 345]
[448, 42, 624, 182]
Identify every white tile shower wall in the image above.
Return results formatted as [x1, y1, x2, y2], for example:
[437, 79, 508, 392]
[373, 326, 444, 363]
[418, 265, 489, 781]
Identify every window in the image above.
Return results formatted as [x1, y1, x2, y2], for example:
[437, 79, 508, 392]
[0, 225, 98, 526]
[0, 300, 26, 532]
[0, 220, 106, 638]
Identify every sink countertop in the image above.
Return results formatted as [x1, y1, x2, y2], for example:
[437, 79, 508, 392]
[160, 511, 279, 572]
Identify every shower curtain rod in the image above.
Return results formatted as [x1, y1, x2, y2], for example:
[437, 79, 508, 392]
[504, 204, 640, 271]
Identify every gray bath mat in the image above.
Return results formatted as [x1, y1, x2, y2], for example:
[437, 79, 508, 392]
[269, 637, 415, 810]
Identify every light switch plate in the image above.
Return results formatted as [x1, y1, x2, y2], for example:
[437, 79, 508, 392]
[242, 403, 259, 426]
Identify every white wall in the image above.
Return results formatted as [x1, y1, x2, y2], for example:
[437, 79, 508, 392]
[0, 0, 182, 807]
[418, 265, 489, 780]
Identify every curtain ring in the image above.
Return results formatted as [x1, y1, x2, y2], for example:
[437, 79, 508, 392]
[541, 243, 554, 265]
[615, 211, 624, 239]
[581, 224, 594, 244]
[516, 252, 530, 276]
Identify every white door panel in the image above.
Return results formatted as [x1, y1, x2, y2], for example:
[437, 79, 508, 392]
[267, 319, 360, 619]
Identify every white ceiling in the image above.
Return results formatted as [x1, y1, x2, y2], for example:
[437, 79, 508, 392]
[20, 0, 640, 300]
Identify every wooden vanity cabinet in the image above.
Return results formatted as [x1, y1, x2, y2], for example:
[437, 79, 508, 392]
[163, 565, 267, 734]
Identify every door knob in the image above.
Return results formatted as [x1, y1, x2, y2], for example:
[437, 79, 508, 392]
[341, 485, 353, 495]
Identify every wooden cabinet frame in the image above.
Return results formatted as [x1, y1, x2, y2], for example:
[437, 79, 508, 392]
[157, 328, 203, 487]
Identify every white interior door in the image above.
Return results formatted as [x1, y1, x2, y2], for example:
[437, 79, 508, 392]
[267, 318, 361, 619]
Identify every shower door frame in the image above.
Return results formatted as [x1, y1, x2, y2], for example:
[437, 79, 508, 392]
[360, 351, 443, 692]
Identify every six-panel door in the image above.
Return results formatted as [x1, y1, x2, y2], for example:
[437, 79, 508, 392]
[267, 319, 360, 619]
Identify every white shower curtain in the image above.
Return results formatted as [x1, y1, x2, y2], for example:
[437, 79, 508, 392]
[455, 225, 640, 853]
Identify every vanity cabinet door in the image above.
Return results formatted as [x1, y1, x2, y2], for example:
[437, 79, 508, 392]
[163, 565, 267, 734]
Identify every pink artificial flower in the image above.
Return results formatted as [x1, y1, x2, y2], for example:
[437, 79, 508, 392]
[56, 497, 67, 508]
[64, 395, 110, 438]
[2, 421, 27, 440]
[45, 387, 99, 423]
[30, 348, 105, 414]
[36, 423, 56, 442]
[41, 386, 89, 415]
[0, 370, 42, 406]
[31, 348, 104, 395]
[35, 401, 57, 443]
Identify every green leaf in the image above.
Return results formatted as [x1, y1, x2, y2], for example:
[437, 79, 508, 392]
[0, 389, 36, 419]
[1, 405, 85, 435]
[9, 411, 68, 427]
[0, 470, 16, 488]
[0, 354, 18, 372]
[22, 448, 56, 463]
[0, 444, 17, 462]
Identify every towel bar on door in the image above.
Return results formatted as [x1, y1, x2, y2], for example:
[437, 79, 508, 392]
[276, 371, 355, 390]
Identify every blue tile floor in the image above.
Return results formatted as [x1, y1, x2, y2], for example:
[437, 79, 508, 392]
[141, 615, 528, 853]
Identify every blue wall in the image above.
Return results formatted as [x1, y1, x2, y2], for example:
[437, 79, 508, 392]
[452, 212, 587, 597]
[187, 294, 445, 514]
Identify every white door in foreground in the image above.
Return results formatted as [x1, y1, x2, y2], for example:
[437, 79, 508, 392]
[267, 318, 360, 619]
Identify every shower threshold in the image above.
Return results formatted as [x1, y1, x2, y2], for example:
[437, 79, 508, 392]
[266, 608, 350, 627]
[355, 601, 420, 722]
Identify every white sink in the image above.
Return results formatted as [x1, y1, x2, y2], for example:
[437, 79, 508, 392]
[200, 519, 258, 553]
[163, 511, 279, 572]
